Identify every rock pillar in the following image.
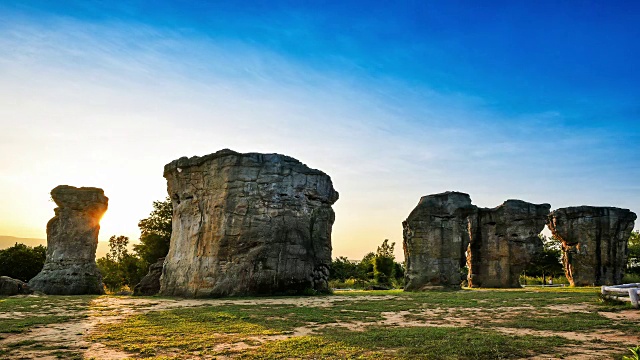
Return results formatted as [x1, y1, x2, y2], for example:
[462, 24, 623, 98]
[467, 200, 550, 288]
[403, 192, 477, 289]
[159, 149, 339, 297]
[547, 206, 636, 286]
[29, 185, 107, 294]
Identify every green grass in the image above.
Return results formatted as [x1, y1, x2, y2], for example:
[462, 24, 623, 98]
[2, 288, 634, 359]
[498, 310, 613, 331]
[88, 287, 622, 358]
[0, 295, 96, 333]
[235, 326, 575, 359]
[0, 314, 75, 333]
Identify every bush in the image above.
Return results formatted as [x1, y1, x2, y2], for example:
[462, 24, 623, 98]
[0, 243, 46, 282]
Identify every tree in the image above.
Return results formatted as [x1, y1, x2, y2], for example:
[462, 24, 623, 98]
[525, 235, 564, 284]
[107, 235, 129, 262]
[373, 239, 395, 285]
[628, 230, 640, 274]
[330, 256, 358, 281]
[0, 243, 46, 282]
[357, 252, 375, 280]
[393, 261, 405, 280]
[97, 235, 146, 292]
[134, 197, 172, 265]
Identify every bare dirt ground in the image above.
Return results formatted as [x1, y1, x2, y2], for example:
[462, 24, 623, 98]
[0, 294, 638, 359]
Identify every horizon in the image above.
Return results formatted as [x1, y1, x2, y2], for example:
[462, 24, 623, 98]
[1, 1, 639, 260]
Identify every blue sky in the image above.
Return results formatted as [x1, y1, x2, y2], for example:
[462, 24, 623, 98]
[0, 1, 638, 259]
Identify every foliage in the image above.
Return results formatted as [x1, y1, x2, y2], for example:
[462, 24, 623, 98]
[97, 236, 146, 292]
[0, 243, 46, 282]
[628, 230, 640, 274]
[623, 346, 640, 360]
[329, 256, 358, 281]
[524, 235, 564, 283]
[133, 197, 173, 265]
[373, 239, 395, 285]
[393, 261, 405, 280]
[358, 252, 375, 280]
[330, 240, 404, 288]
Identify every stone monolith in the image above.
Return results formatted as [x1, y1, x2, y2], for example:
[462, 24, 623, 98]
[28, 185, 107, 295]
[159, 149, 339, 297]
[403, 191, 477, 289]
[547, 206, 637, 286]
[467, 200, 550, 288]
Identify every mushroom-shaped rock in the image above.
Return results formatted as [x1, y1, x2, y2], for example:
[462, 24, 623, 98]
[159, 149, 339, 297]
[467, 200, 550, 288]
[403, 192, 477, 289]
[547, 206, 637, 286]
[28, 185, 107, 295]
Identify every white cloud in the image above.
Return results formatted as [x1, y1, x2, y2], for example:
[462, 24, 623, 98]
[0, 15, 637, 260]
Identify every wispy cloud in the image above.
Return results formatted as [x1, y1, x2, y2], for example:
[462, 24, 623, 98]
[0, 14, 637, 259]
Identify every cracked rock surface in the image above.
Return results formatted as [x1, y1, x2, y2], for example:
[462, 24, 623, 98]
[548, 206, 637, 286]
[29, 185, 107, 295]
[467, 200, 550, 288]
[403, 192, 477, 289]
[159, 149, 338, 297]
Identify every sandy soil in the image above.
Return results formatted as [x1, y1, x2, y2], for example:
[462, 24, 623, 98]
[0, 295, 638, 359]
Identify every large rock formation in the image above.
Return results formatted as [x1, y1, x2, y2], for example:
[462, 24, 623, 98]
[133, 257, 164, 296]
[0, 276, 33, 296]
[548, 206, 637, 286]
[467, 200, 550, 288]
[29, 185, 107, 295]
[159, 149, 339, 297]
[403, 192, 477, 289]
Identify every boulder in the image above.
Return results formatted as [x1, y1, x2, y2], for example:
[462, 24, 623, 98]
[403, 192, 477, 289]
[548, 206, 637, 286]
[0, 276, 33, 296]
[467, 200, 550, 288]
[133, 257, 165, 296]
[159, 149, 339, 297]
[29, 185, 107, 295]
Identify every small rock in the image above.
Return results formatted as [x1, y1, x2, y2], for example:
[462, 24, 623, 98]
[0, 276, 33, 296]
[133, 257, 165, 296]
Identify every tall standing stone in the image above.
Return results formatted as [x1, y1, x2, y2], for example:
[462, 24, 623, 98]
[547, 206, 637, 286]
[403, 192, 477, 289]
[467, 200, 550, 288]
[159, 149, 339, 297]
[29, 185, 107, 295]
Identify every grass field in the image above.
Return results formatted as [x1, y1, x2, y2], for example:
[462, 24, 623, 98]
[0, 288, 638, 359]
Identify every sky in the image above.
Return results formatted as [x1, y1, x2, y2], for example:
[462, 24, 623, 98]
[0, 1, 638, 260]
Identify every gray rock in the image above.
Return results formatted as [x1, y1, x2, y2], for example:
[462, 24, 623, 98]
[403, 192, 477, 289]
[28, 185, 107, 295]
[548, 206, 637, 286]
[467, 200, 550, 288]
[159, 149, 338, 297]
[0, 276, 33, 296]
[133, 257, 165, 296]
